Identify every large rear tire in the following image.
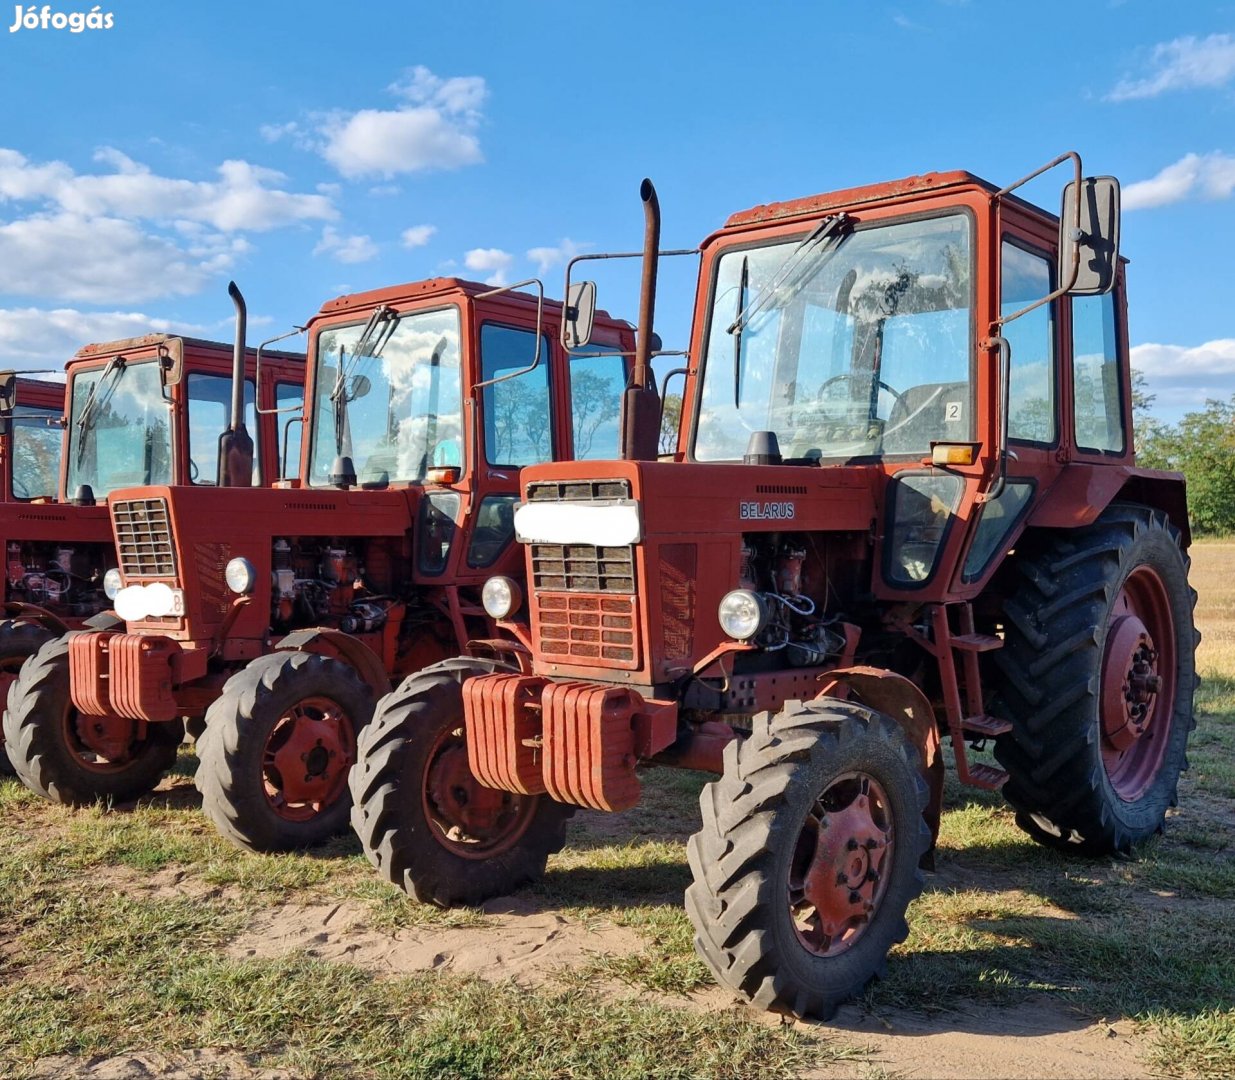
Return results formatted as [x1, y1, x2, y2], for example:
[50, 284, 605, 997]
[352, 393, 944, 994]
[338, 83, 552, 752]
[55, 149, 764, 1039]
[686, 699, 930, 1020]
[0, 620, 57, 776]
[195, 651, 374, 852]
[992, 504, 1197, 854]
[350, 657, 574, 906]
[2, 634, 182, 804]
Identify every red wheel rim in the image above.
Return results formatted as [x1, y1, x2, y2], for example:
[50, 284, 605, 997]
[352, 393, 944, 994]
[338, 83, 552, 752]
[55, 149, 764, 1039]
[787, 772, 895, 958]
[421, 723, 537, 860]
[1100, 565, 1176, 801]
[62, 707, 142, 772]
[262, 695, 356, 822]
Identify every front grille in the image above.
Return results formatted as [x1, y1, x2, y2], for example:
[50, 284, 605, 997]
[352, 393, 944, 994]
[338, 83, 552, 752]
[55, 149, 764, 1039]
[531, 544, 635, 593]
[527, 478, 630, 502]
[113, 498, 176, 578]
[536, 592, 638, 668]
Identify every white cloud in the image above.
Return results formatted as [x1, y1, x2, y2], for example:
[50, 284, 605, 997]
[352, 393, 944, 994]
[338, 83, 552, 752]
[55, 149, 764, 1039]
[1133, 339, 1235, 415]
[401, 224, 436, 249]
[1108, 33, 1235, 101]
[313, 226, 378, 264]
[0, 305, 211, 371]
[269, 66, 486, 180]
[464, 247, 512, 286]
[1124, 152, 1235, 210]
[0, 146, 335, 302]
[526, 237, 588, 274]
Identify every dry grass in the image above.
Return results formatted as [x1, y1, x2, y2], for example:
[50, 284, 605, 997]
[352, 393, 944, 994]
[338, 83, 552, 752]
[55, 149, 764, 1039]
[1191, 540, 1235, 674]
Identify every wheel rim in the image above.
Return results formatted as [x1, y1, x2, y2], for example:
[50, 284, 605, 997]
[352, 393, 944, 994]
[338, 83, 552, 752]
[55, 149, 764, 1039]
[787, 772, 895, 958]
[63, 707, 143, 772]
[262, 695, 356, 822]
[421, 722, 537, 860]
[1100, 565, 1177, 802]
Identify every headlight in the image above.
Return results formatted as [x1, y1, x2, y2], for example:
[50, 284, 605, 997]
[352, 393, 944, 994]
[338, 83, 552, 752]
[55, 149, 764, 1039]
[481, 576, 522, 620]
[103, 568, 123, 600]
[225, 557, 257, 595]
[718, 589, 768, 641]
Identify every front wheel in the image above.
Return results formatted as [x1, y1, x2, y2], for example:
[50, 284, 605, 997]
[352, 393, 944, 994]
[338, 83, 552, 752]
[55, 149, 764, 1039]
[195, 651, 374, 852]
[686, 699, 930, 1020]
[2, 633, 182, 803]
[349, 657, 574, 906]
[0, 620, 57, 776]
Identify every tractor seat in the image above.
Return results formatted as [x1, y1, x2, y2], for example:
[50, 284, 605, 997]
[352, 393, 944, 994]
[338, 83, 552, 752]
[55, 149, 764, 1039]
[883, 382, 969, 455]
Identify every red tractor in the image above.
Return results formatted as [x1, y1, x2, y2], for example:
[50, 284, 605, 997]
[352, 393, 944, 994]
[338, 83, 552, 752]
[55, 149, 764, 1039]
[0, 336, 303, 775]
[350, 155, 1197, 1019]
[4, 277, 634, 854]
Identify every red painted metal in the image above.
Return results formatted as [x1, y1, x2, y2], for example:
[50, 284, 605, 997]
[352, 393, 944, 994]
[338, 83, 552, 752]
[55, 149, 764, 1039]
[463, 672, 548, 795]
[263, 695, 356, 818]
[68, 632, 112, 717]
[541, 681, 643, 812]
[107, 634, 181, 723]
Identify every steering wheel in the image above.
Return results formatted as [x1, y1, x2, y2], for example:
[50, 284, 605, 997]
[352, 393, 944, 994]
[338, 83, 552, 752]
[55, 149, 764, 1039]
[189, 457, 199, 482]
[816, 372, 906, 413]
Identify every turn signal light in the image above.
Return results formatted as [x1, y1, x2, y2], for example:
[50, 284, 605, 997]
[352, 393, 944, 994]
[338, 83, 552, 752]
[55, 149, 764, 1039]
[930, 442, 980, 467]
[427, 466, 460, 484]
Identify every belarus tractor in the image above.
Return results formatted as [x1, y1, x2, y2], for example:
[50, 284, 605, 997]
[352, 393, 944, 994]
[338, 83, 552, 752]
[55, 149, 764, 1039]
[0, 335, 303, 774]
[4, 276, 634, 853]
[350, 154, 1198, 1020]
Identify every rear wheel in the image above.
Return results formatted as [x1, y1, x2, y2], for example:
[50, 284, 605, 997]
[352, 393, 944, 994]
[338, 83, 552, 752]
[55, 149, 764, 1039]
[1, 633, 182, 803]
[992, 505, 1197, 854]
[350, 657, 574, 906]
[0, 620, 56, 775]
[196, 651, 374, 852]
[686, 699, 929, 1020]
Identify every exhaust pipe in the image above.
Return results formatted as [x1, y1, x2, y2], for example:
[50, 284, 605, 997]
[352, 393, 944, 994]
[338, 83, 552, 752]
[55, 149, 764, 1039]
[217, 280, 255, 486]
[619, 178, 663, 461]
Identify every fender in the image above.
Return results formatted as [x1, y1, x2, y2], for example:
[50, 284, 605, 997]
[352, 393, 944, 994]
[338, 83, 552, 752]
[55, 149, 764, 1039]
[819, 665, 944, 860]
[2, 601, 70, 635]
[274, 628, 392, 698]
[1028, 464, 1191, 545]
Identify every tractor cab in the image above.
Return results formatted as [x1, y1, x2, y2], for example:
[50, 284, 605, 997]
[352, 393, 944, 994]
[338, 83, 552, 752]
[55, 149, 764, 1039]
[0, 375, 64, 503]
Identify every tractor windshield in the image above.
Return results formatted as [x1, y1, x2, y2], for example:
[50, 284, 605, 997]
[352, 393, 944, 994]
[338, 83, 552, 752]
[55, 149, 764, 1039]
[65, 359, 172, 498]
[694, 212, 973, 463]
[308, 305, 463, 486]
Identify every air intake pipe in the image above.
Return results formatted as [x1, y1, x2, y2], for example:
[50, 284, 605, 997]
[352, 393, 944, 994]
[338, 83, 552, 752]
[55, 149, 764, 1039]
[217, 280, 255, 487]
[619, 179, 662, 461]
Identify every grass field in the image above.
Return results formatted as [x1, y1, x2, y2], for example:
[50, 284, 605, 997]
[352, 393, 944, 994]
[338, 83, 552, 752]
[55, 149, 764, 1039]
[1, 543, 1233, 1078]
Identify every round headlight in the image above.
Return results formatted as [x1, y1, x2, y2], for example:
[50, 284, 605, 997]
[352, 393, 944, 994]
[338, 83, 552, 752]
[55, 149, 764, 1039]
[114, 585, 151, 623]
[481, 576, 522, 620]
[225, 557, 257, 595]
[103, 568, 123, 600]
[718, 589, 767, 641]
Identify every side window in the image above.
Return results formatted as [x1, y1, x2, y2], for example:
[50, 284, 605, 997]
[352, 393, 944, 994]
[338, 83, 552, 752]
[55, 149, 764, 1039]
[568, 346, 624, 460]
[467, 493, 519, 568]
[1072, 293, 1124, 454]
[276, 381, 304, 479]
[187, 374, 258, 485]
[481, 325, 553, 466]
[11, 407, 60, 499]
[962, 480, 1035, 583]
[1002, 241, 1056, 444]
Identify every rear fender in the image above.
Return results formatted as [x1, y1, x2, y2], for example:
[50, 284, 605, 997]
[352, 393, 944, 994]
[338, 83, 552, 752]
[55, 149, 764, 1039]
[275, 628, 392, 698]
[2, 601, 69, 635]
[818, 665, 944, 861]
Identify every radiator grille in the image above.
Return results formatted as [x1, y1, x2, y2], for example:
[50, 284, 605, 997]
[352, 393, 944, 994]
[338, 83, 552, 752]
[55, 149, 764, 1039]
[113, 498, 176, 578]
[527, 478, 630, 502]
[531, 543, 635, 594]
[535, 592, 638, 668]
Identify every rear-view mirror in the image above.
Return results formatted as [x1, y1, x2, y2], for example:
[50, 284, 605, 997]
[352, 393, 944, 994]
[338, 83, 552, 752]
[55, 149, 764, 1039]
[1059, 176, 1120, 296]
[563, 280, 597, 351]
[158, 338, 185, 387]
[0, 370, 16, 416]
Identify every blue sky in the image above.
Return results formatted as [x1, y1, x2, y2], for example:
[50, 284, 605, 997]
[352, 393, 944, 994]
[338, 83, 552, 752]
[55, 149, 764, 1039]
[0, 0, 1232, 422]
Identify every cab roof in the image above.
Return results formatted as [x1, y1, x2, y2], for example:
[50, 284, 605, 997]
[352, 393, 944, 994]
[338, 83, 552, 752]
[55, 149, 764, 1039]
[70, 334, 304, 365]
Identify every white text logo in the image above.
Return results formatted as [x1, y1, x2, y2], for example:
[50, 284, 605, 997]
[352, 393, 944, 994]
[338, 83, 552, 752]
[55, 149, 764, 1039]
[9, 5, 113, 32]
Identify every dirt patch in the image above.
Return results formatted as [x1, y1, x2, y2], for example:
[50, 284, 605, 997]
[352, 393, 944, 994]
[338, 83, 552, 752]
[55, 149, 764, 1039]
[813, 998, 1151, 1079]
[32, 1049, 292, 1079]
[226, 893, 646, 986]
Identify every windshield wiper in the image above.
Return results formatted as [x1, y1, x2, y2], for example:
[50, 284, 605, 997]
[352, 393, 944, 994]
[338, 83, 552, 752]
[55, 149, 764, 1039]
[727, 212, 852, 338]
[331, 306, 397, 456]
[732, 255, 748, 408]
[75, 355, 126, 465]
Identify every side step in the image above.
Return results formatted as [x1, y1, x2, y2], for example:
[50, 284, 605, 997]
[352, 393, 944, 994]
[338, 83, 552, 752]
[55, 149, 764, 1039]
[961, 714, 1013, 738]
[967, 763, 1010, 790]
[950, 633, 1003, 653]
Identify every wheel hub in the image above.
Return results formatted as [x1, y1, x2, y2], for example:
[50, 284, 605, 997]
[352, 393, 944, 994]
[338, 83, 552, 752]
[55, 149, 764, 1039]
[427, 742, 514, 838]
[1102, 615, 1159, 751]
[265, 697, 354, 810]
[73, 712, 139, 763]
[790, 775, 894, 957]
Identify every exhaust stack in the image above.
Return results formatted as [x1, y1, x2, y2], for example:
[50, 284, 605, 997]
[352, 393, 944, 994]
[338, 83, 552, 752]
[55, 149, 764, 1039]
[619, 178, 662, 461]
[217, 281, 255, 486]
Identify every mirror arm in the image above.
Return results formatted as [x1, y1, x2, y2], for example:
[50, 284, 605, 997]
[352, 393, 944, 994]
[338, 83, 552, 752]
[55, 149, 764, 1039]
[473, 279, 545, 390]
[977, 334, 1011, 504]
[255, 326, 307, 415]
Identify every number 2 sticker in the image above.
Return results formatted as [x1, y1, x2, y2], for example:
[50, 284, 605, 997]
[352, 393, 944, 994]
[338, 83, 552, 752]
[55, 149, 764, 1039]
[945, 401, 962, 422]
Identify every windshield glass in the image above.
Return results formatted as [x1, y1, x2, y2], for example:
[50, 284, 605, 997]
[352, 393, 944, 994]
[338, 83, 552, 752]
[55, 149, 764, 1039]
[308, 306, 463, 486]
[65, 360, 172, 497]
[694, 213, 972, 462]
[11, 406, 60, 499]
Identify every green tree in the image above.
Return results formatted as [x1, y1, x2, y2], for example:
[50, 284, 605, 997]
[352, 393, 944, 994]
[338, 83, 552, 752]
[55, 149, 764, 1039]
[1139, 395, 1235, 534]
[571, 370, 620, 459]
